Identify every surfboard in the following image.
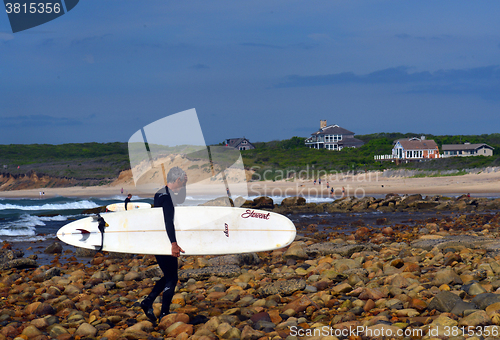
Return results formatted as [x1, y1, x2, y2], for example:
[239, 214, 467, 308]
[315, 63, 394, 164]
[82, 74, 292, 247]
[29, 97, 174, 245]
[106, 202, 152, 212]
[57, 206, 296, 255]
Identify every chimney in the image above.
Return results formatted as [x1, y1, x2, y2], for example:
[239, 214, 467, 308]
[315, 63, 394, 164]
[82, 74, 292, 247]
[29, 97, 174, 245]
[421, 136, 426, 140]
[320, 120, 327, 129]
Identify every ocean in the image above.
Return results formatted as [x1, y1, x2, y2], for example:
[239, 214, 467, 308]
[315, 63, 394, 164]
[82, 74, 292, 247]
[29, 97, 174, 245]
[0, 194, 337, 245]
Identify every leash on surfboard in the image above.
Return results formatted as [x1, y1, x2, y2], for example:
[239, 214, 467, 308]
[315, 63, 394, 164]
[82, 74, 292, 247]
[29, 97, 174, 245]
[93, 214, 108, 251]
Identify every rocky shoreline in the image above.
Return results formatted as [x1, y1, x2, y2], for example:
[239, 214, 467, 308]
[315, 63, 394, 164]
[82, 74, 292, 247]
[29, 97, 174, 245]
[2, 205, 500, 339]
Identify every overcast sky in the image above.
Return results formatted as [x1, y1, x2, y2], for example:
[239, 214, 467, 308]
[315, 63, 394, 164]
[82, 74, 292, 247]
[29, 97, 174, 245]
[1, 1, 500, 145]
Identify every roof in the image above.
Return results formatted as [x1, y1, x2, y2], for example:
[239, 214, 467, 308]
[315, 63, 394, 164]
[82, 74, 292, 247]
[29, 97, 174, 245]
[312, 124, 355, 136]
[225, 138, 254, 148]
[341, 138, 365, 148]
[395, 137, 438, 150]
[442, 143, 494, 151]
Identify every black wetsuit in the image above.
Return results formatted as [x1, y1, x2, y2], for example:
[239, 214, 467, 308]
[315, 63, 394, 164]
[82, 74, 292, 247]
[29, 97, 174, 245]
[124, 197, 131, 210]
[143, 185, 186, 316]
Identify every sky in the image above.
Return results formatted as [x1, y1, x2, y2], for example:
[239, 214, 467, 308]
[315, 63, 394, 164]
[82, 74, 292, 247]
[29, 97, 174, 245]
[1, 0, 500, 145]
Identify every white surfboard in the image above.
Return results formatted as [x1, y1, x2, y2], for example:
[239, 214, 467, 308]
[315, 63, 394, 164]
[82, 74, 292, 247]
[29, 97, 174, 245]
[57, 207, 296, 255]
[106, 202, 152, 212]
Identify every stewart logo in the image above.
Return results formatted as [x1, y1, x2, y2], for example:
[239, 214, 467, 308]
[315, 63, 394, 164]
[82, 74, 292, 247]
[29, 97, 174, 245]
[224, 223, 229, 237]
[241, 209, 270, 220]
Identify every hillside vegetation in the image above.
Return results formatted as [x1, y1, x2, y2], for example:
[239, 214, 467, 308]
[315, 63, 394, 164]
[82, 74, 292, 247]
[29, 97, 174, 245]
[0, 143, 129, 185]
[0, 134, 499, 186]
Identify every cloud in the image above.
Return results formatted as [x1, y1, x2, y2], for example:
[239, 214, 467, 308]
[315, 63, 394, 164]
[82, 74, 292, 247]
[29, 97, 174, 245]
[276, 65, 500, 100]
[189, 63, 209, 70]
[0, 115, 82, 128]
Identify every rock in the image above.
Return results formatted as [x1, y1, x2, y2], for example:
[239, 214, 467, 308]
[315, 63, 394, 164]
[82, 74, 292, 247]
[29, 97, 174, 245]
[241, 325, 265, 340]
[428, 291, 463, 312]
[306, 243, 368, 257]
[208, 253, 260, 266]
[252, 196, 274, 209]
[257, 279, 306, 296]
[21, 325, 43, 338]
[44, 242, 63, 254]
[179, 265, 241, 281]
[281, 197, 306, 206]
[48, 325, 69, 338]
[0, 257, 38, 270]
[166, 322, 194, 337]
[471, 293, 500, 310]
[458, 310, 491, 327]
[74, 323, 97, 337]
[282, 295, 312, 313]
[450, 301, 479, 316]
[433, 268, 463, 286]
[283, 244, 308, 260]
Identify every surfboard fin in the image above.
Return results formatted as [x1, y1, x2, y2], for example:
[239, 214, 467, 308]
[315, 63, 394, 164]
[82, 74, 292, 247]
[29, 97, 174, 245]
[76, 228, 91, 242]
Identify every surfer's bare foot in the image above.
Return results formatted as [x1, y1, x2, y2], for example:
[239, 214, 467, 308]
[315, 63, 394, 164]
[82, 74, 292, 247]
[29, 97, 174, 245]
[140, 300, 157, 324]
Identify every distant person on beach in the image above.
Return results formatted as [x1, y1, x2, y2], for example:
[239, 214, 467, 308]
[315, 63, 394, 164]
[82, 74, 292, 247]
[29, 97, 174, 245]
[124, 194, 132, 210]
[121, 187, 124, 194]
[141, 166, 187, 323]
[342, 187, 345, 197]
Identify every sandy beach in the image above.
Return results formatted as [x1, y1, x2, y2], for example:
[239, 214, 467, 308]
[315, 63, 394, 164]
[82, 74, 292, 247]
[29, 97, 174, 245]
[1, 169, 499, 199]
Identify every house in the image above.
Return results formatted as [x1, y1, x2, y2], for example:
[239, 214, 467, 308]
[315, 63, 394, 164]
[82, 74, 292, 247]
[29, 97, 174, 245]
[442, 143, 494, 157]
[224, 138, 255, 151]
[392, 136, 440, 160]
[305, 120, 365, 150]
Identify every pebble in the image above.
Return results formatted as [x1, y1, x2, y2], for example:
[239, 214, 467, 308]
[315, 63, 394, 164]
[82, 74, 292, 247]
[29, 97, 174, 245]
[2, 210, 500, 339]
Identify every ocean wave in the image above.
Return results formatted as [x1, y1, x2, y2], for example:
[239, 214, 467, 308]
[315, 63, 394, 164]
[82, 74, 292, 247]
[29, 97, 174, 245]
[38, 215, 68, 222]
[0, 200, 99, 211]
[0, 235, 50, 243]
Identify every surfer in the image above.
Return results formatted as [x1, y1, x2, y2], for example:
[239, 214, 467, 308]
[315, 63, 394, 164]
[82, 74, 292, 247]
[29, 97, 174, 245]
[141, 166, 187, 324]
[124, 194, 132, 210]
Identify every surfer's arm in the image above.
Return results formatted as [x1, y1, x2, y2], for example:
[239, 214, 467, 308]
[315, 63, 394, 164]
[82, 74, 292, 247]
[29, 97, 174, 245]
[162, 203, 177, 244]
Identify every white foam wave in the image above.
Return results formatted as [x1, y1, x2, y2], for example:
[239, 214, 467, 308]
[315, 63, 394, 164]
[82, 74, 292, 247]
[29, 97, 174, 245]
[38, 215, 68, 222]
[0, 235, 50, 243]
[0, 200, 99, 211]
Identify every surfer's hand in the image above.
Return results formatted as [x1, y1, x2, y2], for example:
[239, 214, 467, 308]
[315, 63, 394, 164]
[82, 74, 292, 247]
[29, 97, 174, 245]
[171, 242, 185, 257]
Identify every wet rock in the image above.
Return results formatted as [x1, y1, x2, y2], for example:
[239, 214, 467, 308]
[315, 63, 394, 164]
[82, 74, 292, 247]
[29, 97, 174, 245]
[44, 242, 63, 254]
[0, 257, 38, 270]
[281, 196, 306, 206]
[251, 196, 274, 209]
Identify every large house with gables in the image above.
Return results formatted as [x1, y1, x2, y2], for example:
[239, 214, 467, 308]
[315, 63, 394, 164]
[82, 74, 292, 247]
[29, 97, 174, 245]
[392, 136, 440, 160]
[442, 143, 494, 157]
[305, 120, 364, 150]
[224, 138, 255, 151]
